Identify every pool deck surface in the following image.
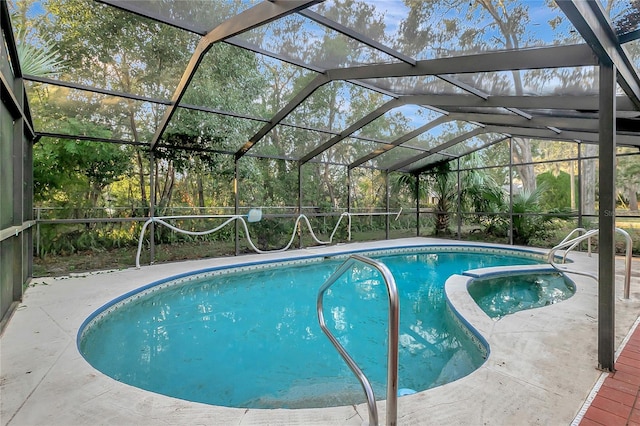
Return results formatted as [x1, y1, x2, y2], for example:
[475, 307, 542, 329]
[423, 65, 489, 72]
[1, 237, 639, 426]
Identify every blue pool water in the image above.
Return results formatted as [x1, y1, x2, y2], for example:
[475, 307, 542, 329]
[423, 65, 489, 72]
[468, 272, 575, 319]
[78, 247, 541, 409]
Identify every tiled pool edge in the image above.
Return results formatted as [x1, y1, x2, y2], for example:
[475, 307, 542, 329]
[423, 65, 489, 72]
[78, 244, 550, 346]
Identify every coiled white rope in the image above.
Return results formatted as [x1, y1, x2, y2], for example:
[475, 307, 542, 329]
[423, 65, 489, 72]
[135, 208, 402, 268]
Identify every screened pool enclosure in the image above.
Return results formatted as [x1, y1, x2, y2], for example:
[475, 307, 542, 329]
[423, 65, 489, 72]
[1, 0, 640, 370]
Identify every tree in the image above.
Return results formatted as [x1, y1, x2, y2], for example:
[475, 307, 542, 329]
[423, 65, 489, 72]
[511, 185, 551, 245]
[617, 154, 640, 212]
[33, 125, 129, 209]
[536, 170, 573, 212]
[11, 0, 128, 209]
[251, 0, 393, 211]
[10, 0, 64, 77]
[425, 162, 457, 235]
[399, 0, 593, 195]
[34, 0, 196, 210]
[29, 0, 271, 214]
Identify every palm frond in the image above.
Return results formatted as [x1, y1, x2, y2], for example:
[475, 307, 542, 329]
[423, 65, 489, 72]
[15, 29, 64, 77]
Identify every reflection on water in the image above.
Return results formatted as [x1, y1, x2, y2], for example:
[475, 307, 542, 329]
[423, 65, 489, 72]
[80, 251, 539, 408]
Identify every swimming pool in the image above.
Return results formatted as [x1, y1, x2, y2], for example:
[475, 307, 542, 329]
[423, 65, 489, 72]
[78, 246, 543, 409]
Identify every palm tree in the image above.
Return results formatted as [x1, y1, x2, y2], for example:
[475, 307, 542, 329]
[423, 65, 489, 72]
[511, 184, 550, 245]
[421, 162, 457, 236]
[15, 28, 64, 77]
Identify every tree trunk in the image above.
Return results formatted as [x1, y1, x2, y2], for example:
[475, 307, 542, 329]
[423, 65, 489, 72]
[512, 137, 536, 193]
[156, 161, 175, 209]
[136, 150, 147, 212]
[197, 173, 205, 208]
[570, 160, 576, 210]
[582, 144, 598, 215]
[323, 163, 336, 209]
[629, 183, 638, 212]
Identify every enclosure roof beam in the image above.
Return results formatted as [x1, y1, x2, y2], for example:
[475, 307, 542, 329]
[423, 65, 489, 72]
[387, 128, 486, 172]
[24, 75, 173, 105]
[384, 121, 640, 173]
[235, 73, 330, 160]
[619, 28, 640, 44]
[224, 37, 326, 73]
[234, 43, 597, 164]
[1, 0, 22, 79]
[99, 1, 328, 74]
[272, 87, 631, 167]
[436, 75, 489, 99]
[352, 112, 638, 173]
[97, 0, 206, 34]
[326, 44, 597, 81]
[299, 98, 405, 164]
[483, 125, 603, 143]
[299, 10, 417, 66]
[404, 135, 510, 174]
[37, 132, 149, 147]
[498, 125, 640, 147]
[405, 94, 637, 111]
[557, 1, 640, 109]
[446, 112, 599, 133]
[348, 116, 452, 170]
[149, 0, 322, 151]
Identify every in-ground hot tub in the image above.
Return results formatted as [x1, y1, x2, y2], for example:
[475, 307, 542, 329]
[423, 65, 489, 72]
[467, 271, 575, 319]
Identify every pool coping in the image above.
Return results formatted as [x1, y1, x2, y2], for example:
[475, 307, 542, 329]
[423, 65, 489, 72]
[76, 243, 550, 347]
[1, 237, 639, 425]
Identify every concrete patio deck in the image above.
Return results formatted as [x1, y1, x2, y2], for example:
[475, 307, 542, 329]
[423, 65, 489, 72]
[1, 238, 639, 425]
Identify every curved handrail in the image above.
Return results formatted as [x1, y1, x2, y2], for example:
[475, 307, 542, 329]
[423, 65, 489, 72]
[616, 228, 633, 299]
[548, 228, 633, 299]
[555, 227, 593, 260]
[557, 227, 589, 247]
[316, 254, 399, 426]
[548, 229, 599, 265]
[135, 211, 402, 268]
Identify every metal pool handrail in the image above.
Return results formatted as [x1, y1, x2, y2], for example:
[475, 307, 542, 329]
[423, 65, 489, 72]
[548, 227, 633, 299]
[555, 227, 594, 261]
[316, 254, 399, 426]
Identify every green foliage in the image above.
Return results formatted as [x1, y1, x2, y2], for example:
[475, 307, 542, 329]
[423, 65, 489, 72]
[536, 170, 574, 211]
[20, 0, 640, 267]
[511, 185, 554, 245]
[34, 132, 130, 206]
[421, 157, 508, 237]
[248, 219, 291, 250]
[392, 173, 425, 204]
[37, 222, 142, 256]
[426, 162, 457, 236]
[15, 29, 64, 77]
[10, 0, 65, 77]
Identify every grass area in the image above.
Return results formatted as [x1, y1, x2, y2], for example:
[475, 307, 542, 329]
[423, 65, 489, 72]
[33, 240, 238, 277]
[32, 229, 419, 277]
